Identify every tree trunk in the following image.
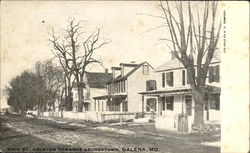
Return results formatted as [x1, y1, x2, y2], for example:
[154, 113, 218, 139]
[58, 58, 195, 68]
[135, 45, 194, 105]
[66, 86, 73, 111]
[52, 102, 55, 112]
[192, 88, 205, 128]
[77, 87, 84, 112]
[37, 105, 40, 117]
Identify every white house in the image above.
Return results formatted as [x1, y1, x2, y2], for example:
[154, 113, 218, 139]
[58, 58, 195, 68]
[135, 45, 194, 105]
[93, 61, 155, 114]
[139, 58, 221, 131]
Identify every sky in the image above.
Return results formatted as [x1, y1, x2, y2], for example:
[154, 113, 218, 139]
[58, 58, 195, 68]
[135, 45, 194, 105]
[1, 1, 172, 108]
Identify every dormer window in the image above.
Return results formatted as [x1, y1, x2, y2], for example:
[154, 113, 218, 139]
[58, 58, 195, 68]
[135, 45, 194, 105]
[143, 65, 149, 75]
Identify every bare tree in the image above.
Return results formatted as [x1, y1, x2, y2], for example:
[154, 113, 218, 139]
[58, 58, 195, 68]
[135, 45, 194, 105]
[49, 18, 109, 112]
[35, 61, 64, 115]
[159, 1, 221, 127]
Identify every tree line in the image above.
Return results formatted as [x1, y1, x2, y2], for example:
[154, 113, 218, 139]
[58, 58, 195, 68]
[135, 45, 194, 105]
[4, 61, 64, 115]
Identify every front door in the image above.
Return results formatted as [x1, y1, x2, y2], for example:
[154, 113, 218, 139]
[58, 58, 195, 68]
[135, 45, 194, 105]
[146, 98, 156, 112]
[185, 95, 192, 116]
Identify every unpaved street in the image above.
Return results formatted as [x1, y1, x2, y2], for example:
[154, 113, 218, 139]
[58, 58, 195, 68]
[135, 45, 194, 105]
[0, 114, 220, 153]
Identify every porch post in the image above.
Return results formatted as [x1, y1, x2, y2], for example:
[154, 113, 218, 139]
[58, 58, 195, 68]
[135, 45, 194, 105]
[120, 100, 123, 112]
[207, 93, 210, 121]
[98, 100, 100, 111]
[181, 93, 184, 115]
[142, 95, 144, 117]
[106, 99, 108, 111]
[156, 96, 159, 115]
[102, 100, 104, 111]
[94, 99, 96, 111]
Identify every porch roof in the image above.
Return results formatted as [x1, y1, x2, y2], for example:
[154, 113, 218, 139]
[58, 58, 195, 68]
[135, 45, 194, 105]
[139, 87, 191, 96]
[73, 100, 91, 104]
[93, 94, 127, 100]
[139, 85, 220, 96]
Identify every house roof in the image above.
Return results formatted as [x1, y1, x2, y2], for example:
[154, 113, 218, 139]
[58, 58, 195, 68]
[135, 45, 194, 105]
[106, 61, 154, 84]
[155, 56, 221, 72]
[86, 72, 112, 88]
[119, 63, 139, 67]
[155, 58, 184, 72]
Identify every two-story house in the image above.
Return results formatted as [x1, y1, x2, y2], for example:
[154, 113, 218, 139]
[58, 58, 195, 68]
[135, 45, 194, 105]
[93, 61, 155, 113]
[139, 58, 220, 131]
[72, 70, 112, 112]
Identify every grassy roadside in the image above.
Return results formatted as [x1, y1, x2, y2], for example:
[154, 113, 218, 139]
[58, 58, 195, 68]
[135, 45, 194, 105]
[0, 117, 71, 153]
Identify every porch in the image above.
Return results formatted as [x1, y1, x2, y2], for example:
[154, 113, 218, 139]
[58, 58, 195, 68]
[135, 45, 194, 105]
[93, 94, 128, 112]
[139, 86, 221, 132]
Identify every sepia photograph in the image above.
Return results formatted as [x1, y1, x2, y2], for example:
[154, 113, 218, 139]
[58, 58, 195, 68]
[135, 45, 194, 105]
[0, 1, 249, 153]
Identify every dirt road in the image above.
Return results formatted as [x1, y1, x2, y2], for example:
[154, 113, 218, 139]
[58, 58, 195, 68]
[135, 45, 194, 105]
[0, 114, 220, 153]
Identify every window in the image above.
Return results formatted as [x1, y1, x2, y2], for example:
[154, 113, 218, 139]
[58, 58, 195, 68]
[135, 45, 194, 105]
[209, 93, 220, 110]
[209, 65, 220, 83]
[118, 82, 120, 93]
[143, 65, 149, 75]
[121, 81, 123, 93]
[162, 73, 165, 88]
[146, 80, 157, 91]
[162, 97, 166, 110]
[121, 81, 126, 93]
[166, 96, 174, 111]
[185, 95, 192, 116]
[182, 70, 186, 86]
[209, 66, 214, 83]
[166, 72, 174, 87]
[122, 101, 128, 112]
[214, 65, 220, 82]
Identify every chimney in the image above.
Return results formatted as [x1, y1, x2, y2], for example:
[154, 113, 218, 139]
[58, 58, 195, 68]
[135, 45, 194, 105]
[105, 69, 108, 74]
[111, 67, 121, 79]
[171, 52, 176, 60]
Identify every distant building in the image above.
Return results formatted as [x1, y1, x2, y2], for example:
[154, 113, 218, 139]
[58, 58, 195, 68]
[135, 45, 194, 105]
[93, 61, 155, 113]
[72, 70, 112, 112]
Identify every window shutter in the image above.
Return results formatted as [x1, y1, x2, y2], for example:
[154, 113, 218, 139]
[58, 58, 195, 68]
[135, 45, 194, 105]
[182, 70, 185, 86]
[171, 96, 174, 110]
[215, 94, 220, 110]
[146, 80, 149, 91]
[154, 80, 157, 90]
[162, 97, 165, 110]
[162, 73, 165, 88]
[215, 65, 220, 82]
[209, 66, 214, 83]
